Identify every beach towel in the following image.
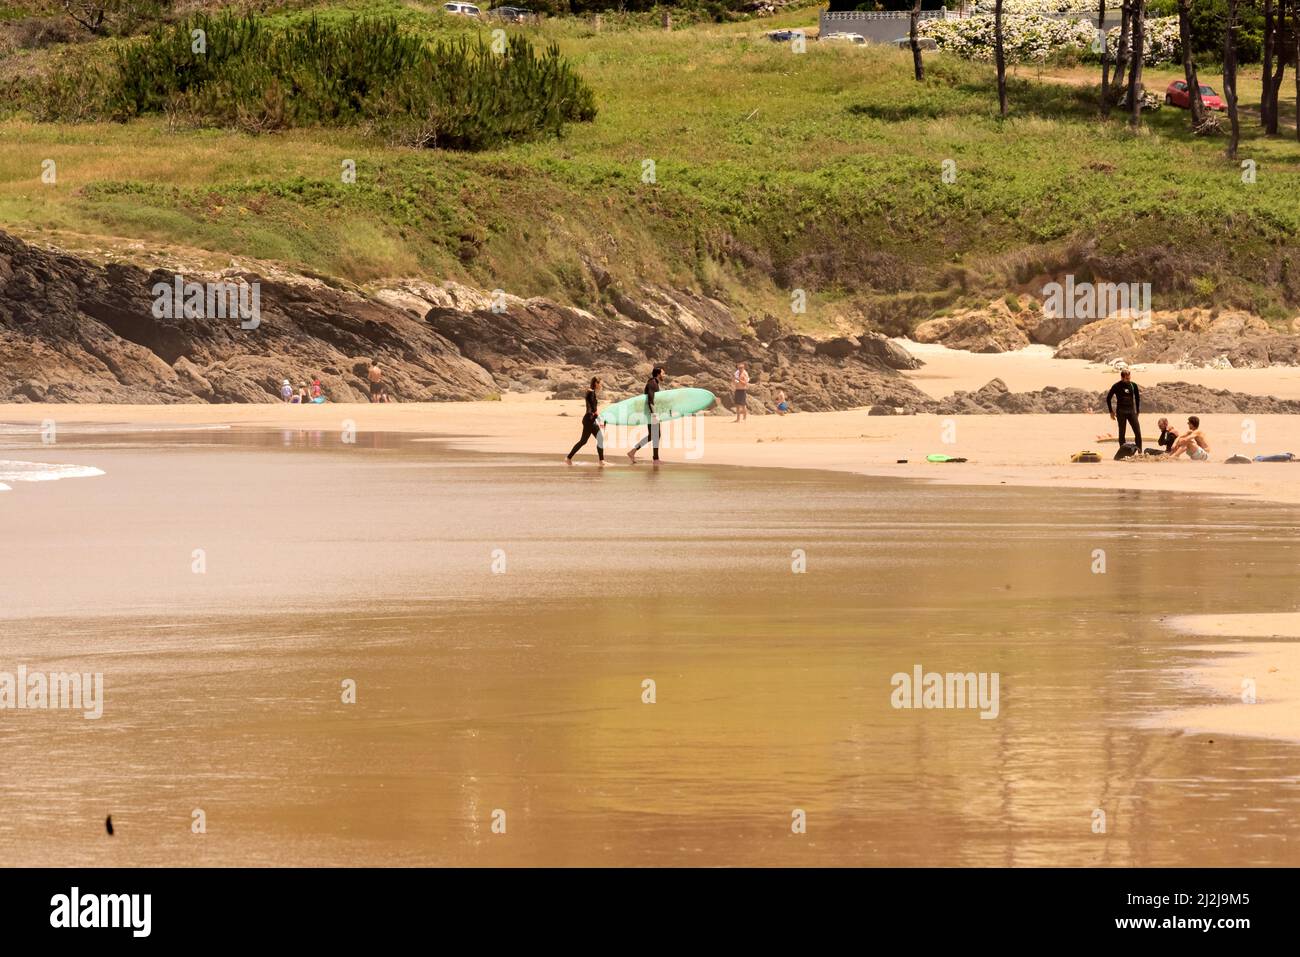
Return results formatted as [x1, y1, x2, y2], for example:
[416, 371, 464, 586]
[1070, 451, 1102, 463]
[1253, 453, 1295, 462]
[925, 454, 967, 463]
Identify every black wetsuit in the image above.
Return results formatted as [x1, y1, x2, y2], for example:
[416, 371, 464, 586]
[1158, 428, 1176, 453]
[567, 389, 604, 461]
[1106, 379, 1142, 449]
[631, 376, 661, 460]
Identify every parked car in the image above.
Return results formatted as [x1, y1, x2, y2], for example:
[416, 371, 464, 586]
[490, 5, 533, 21]
[1165, 80, 1227, 112]
[891, 36, 938, 51]
[443, 2, 482, 17]
[820, 32, 865, 45]
[766, 29, 805, 42]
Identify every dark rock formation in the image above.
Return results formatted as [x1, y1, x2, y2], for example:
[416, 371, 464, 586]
[0, 230, 932, 411]
[925, 378, 1300, 416]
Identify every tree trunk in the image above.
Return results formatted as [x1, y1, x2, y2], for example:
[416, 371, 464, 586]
[1109, 2, 1132, 109]
[1178, 0, 1206, 127]
[1265, 3, 1288, 135]
[1129, 0, 1146, 127]
[1099, 0, 1111, 116]
[1225, 0, 1241, 158]
[909, 0, 924, 82]
[995, 0, 1008, 115]
[1264, 0, 1275, 129]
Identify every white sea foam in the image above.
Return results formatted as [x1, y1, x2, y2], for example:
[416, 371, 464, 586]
[0, 461, 106, 484]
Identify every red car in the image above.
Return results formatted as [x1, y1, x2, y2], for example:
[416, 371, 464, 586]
[1165, 80, 1226, 111]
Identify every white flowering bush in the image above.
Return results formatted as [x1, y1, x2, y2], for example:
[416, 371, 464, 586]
[921, 14, 1182, 66]
[920, 15, 1095, 64]
[970, 0, 1098, 14]
[1105, 16, 1182, 65]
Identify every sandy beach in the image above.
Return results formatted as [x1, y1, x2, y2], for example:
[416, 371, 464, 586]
[4, 341, 1300, 863]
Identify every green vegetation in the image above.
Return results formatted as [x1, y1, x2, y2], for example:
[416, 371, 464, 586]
[1, 2, 1299, 331]
[16, 12, 595, 148]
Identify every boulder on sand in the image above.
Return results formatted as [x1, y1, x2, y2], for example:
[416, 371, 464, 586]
[913, 308, 1030, 354]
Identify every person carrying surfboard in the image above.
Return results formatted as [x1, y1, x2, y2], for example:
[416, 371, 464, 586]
[628, 367, 665, 465]
[566, 377, 606, 466]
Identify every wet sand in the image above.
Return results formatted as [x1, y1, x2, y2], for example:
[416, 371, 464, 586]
[2, 426, 1299, 866]
[1151, 614, 1300, 744]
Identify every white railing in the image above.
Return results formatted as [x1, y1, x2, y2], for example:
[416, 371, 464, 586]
[821, 10, 951, 21]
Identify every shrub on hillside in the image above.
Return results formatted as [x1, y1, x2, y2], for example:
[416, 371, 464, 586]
[16, 13, 597, 149]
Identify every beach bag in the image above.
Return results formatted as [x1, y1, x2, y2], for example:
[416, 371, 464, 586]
[1114, 443, 1138, 461]
[1070, 451, 1102, 463]
[1225, 454, 1253, 464]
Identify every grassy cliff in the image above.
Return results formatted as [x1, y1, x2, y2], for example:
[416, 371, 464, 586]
[2, 0, 1300, 334]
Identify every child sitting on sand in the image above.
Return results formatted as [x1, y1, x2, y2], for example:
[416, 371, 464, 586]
[775, 389, 791, 415]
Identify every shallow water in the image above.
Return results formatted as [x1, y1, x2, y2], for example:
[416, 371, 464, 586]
[1, 425, 1298, 866]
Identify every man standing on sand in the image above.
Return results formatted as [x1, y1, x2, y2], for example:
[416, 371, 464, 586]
[1106, 368, 1142, 451]
[732, 362, 749, 423]
[628, 367, 665, 465]
[367, 359, 383, 403]
[1168, 416, 1211, 460]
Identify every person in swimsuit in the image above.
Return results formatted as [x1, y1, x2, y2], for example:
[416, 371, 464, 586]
[1168, 416, 1211, 460]
[628, 367, 665, 465]
[733, 362, 749, 423]
[566, 377, 606, 466]
[368, 359, 383, 403]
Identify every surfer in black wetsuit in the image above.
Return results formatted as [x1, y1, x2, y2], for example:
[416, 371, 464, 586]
[1106, 369, 1142, 451]
[1156, 417, 1178, 454]
[566, 377, 606, 466]
[628, 367, 664, 465]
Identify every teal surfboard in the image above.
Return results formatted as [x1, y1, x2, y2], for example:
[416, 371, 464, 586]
[600, 387, 715, 426]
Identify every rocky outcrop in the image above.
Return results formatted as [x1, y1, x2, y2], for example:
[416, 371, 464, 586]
[908, 295, 1300, 370]
[1055, 310, 1300, 369]
[913, 302, 1030, 353]
[0, 230, 931, 410]
[926, 378, 1300, 415]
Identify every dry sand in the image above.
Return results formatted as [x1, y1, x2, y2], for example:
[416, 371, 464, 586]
[5, 396, 1299, 504]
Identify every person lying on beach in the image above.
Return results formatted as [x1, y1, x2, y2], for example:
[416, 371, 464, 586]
[1167, 416, 1210, 461]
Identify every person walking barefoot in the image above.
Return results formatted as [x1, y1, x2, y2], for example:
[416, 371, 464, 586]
[732, 362, 749, 423]
[566, 377, 607, 466]
[628, 367, 664, 465]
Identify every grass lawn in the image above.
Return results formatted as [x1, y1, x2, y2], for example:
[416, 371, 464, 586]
[2, 1, 1299, 330]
